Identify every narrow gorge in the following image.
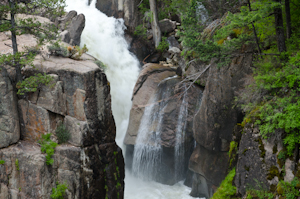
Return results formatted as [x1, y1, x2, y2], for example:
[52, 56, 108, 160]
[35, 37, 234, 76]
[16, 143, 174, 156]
[1, 0, 300, 199]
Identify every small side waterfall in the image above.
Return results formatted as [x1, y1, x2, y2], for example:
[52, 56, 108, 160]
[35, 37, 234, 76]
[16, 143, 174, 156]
[132, 85, 171, 181]
[175, 86, 188, 181]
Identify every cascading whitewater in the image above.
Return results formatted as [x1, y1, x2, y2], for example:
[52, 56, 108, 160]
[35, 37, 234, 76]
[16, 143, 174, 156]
[174, 86, 188, 182]
[65, 1, 202, 198]
[65, 0, 140, 148]
[132, 86, 171, 181]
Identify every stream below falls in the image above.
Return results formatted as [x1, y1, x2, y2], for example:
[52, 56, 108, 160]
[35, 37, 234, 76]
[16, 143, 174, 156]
[65, 0, 202, 198]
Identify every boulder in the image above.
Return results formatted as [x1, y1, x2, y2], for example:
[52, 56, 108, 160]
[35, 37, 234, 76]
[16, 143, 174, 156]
[167, 35, 181, 49]
[0, 67, 20, 149]
[125, 33, 155, 65]
[125, 63, 203, 185]
[67, 14, 85, 46]
[93, 0, 123, 18]
[55, 10, 77, 30]
[159, 19, 177, 33]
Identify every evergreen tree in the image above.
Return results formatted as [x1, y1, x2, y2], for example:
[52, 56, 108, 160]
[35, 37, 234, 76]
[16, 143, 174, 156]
[0, 0, 65, 87]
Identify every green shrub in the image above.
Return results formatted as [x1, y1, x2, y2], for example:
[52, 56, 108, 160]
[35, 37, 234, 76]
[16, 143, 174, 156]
[51, 182, 68, 199]
[0, 160, 5, 165]
[211, 168, 237, 199]
[157, 36, 169, 52]
[55, 123, 70, 144]
[16, 73, 54, 95]
[277, 177, 300, 199]
[251, 52, 300, 156]
[39, 133, 58, 165]
[246, 180, 274, 199]
[228, 141, 238, 166]
[94, 60, 107, 70]
[134, 24, 147, 39]
[15, 159, 19, 171]
[47, 42, 88, 60]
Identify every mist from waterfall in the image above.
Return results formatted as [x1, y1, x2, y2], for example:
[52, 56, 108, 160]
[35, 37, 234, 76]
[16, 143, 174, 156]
[65, 0, 201, 198]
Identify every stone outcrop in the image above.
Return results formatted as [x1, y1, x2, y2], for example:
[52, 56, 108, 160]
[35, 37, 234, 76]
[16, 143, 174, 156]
[159, 19, 177, 34]
[0, 67, 20, 149]
[57, 11, 85, 46]
[0, 21, 124, 198]
[0, 53, 125, 198]
[234, 126, 296, 196]
[125, 63, 203, 185]
[188, 52, 253, 197]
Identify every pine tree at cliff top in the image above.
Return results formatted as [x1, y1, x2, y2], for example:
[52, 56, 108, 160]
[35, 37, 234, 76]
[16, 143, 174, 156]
[0, 0, 65, 90]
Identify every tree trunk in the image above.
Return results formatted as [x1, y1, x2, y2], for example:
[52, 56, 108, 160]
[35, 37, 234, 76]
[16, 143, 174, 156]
[149, 0, 161, 48]
[8, 0, 22, 83]
[247, 0, 262, 55]
[274, 0, 286, 52]
[285, 0, 292, 39]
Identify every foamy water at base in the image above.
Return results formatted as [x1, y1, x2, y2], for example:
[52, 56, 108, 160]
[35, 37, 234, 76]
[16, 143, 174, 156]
[125, 170, 202, 199]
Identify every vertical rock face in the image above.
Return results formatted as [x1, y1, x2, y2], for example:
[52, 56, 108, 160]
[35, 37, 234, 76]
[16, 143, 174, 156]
[0, 54, 125, 199]
[57, 11, 85, 46]
[190, 53, 253, 197]
[124, 64, 203, 185]
[235, 126, 290, 196]
[0, 67, 20, 149]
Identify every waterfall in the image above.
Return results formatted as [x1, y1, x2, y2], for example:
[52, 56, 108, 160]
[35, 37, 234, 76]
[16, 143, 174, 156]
[175, 86, 188, 181]
[65, 1, 202, 198]
[132, 86, 171, 181]
[65, 0, 140, 149]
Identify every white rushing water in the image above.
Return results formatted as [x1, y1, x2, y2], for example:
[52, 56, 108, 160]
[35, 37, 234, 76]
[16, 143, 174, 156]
[65, 1, 200, 198]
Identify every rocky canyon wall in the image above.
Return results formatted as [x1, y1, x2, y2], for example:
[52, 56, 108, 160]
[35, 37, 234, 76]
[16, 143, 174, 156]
[0, 12, 124, 199]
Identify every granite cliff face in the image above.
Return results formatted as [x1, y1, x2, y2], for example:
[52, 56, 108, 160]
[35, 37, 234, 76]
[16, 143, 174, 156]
[0, 13, 124, 199]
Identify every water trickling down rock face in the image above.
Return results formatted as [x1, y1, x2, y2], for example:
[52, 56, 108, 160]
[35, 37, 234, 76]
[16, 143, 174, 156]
[125, 63, 203, 185]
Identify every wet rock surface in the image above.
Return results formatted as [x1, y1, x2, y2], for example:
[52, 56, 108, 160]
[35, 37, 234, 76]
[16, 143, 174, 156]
[125, 63, 203, 185]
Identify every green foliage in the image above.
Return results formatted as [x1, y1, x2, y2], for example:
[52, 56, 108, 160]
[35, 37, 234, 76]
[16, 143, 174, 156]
[246, 189, 274, 199]
[15, 159, 19, 171]
[246, 180, 274, 199]
[251, 52, 300, 156]
[0, 0, 65, 42]
[0, 51, 37, 68]
[277, 177, 300, 199]
[94, 60, 107, 70]
[51, 182, 68, 199]
[134, 24, 147, 39]
[229, 141, 238, 166]
[47, 42, 69, 57]
[0, 160, 5, 165]
[16, 73, 54, 95]
[47, 42, 88, 59]
[211, 168, 237, 199]
[39, 133, 58, 165]
[229, 141, 238, 159]
[157, 36, 169, 52]
[55, 123, 70, 144]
